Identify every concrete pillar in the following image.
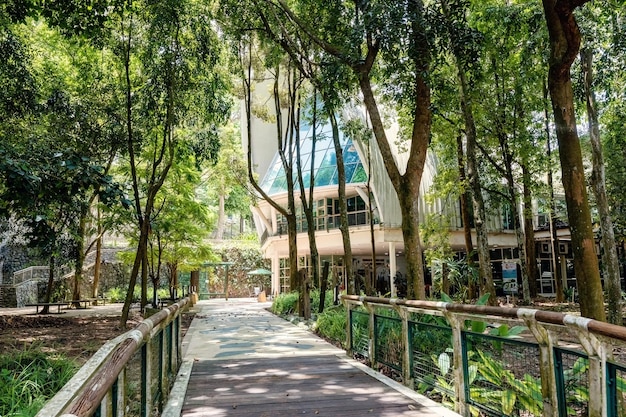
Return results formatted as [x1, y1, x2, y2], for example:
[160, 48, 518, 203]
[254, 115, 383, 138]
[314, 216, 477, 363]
[271, 255, 280, 296]
[389, 242, 397, 298]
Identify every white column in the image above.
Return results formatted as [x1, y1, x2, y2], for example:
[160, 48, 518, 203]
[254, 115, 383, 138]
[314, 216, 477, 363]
[271, 255, 280, 296]
[389, 242, 397, 298]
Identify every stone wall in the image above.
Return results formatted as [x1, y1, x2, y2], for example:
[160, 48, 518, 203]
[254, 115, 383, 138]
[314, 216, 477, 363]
[0, 286, 17, 307]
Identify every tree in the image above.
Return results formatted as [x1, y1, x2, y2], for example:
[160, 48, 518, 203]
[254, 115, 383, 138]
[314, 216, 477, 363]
[440, 0, 496, 304]
[258, 0, 435, 300]
[541, 0, 605, 321]
[147, 154, 214, 305]
[112, 0, 229, 326]
[581, 47, 621, 324]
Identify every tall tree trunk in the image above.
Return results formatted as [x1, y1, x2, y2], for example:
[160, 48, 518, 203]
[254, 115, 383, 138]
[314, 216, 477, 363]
[91, 212, 102, 299]
[541, 0, 605, 321]
[544, 79, 563, 303]
[329, 111, 354, 294]
[319, 261, 330, 313]
[582, 47, 621, 324]
[367, 134, 376, 296]
[456, 63, 495, 305]
[72, 204, 89, 305]
[356, 53, 429, 299]
[522, 164, 538, 299]
[456, 135, 476, 299]
[441, 0, 495, 304]
[296, 89, 319, 297]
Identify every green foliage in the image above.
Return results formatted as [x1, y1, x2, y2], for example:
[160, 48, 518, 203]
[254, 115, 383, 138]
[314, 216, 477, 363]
[271, 292, 299, 315]
[309, 289, 335, 314]
[0, 347, 76, 417]
[469, 350, 542, 416]
[315, 305, 347, 348]
[106, 285, 144, 303]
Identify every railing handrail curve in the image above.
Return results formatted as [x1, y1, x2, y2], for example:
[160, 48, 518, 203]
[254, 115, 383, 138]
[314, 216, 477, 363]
[342, 294, 626, 342]
[36, 298, 189, 417]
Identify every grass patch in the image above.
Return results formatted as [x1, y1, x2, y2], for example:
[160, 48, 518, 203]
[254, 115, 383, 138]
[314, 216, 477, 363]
[0, 347, 77, 417]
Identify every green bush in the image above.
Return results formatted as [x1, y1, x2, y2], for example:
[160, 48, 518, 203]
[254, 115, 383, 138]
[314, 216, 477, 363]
[106, 287, 124, 302]
[315, 305, 347, 348]
[271, 292, 299, 315]
[0, 348, 76, 417]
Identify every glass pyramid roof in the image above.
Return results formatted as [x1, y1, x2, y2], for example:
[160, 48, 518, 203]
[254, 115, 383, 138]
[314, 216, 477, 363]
[260, 122, 366, 195]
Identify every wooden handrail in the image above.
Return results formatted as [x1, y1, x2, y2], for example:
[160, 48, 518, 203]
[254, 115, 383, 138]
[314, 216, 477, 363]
[36, 298, 189, 417]
[342, 294, 626, 342]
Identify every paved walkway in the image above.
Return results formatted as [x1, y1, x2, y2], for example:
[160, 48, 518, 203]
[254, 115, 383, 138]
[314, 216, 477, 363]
[164, 299, 460, 417]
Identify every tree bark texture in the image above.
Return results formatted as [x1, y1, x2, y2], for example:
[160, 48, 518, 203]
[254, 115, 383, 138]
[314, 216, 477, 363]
[541, 0, 605, 321]
[456, 135, 477, 299]
[329, 111, 354, 294]
[522, 164, 538, 298]
[582, 47, 621, 324]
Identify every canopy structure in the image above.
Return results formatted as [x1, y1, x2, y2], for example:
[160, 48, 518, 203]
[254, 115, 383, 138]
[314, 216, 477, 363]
[247, 268, 272, 296]
[247, 268, 272, 276]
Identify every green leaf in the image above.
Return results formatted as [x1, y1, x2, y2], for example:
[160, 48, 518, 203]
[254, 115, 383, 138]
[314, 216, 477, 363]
[437, 352, 451, 375]
[502, 390, 517, 415]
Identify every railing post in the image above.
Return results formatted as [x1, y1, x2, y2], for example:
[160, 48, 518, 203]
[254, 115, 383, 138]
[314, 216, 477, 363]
[391, 300, 412, 388]
[115, 369, 125, 417]
[142, 337, 153, 417]
[564, 316, 609, 417]
[519, 309, 558, 417]
[362, 300, 376, 368]
[443, 310, 467, 417]
[159, 324, 166, 412]
[343, 299, 353, 356]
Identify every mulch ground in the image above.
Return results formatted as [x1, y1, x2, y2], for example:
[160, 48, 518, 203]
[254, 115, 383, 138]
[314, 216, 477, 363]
[0, 311, 196, 364]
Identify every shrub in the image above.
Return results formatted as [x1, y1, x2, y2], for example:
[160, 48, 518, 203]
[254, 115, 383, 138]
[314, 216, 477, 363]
[0, 348, 76, 417]
[271, 292, 299, 315]
[315, 305, 347, 348]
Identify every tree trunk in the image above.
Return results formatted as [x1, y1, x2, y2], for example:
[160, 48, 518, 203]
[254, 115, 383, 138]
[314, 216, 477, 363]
[296, 89, 319, 297]
[91, 218, 102, 299]
[397, 179, 425, 299]
[319, 261, 330, 313]
[329, 111, 354, 294]
[522, 164, 538, 299]
[442, 0, 495, 305]
[541, 0, 605, 321]
[42, 256, 55, 314]
[457, 65, 495, 305]
[72, 205, 88, 305]
[456, 135, 476, 299]
[582, 47, 621, 324]
[544, 79, 563, 303]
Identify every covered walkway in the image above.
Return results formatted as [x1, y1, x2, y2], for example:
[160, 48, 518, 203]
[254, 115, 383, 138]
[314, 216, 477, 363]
[164, 299, 459, 417]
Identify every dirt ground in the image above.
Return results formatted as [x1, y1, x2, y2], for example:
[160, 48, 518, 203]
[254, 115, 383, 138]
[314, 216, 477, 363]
[0, 308, 196, 364]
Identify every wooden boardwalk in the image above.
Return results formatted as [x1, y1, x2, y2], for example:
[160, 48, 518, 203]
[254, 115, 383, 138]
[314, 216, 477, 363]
[167, 299, 459, 417]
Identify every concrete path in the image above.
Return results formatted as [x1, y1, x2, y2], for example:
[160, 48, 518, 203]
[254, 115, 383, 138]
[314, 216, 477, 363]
[164, 299, 460, 417]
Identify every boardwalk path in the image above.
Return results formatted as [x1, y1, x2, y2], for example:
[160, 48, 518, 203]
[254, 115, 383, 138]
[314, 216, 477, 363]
[164, 299, 459, 417]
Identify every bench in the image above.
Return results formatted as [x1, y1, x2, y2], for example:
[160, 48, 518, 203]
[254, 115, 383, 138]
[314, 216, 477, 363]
[69, 300, 92, 309]
[25, 302, 70, 314]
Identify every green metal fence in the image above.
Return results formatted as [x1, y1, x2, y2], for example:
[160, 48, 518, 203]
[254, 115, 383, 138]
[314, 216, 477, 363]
[343, 295, 626, 417]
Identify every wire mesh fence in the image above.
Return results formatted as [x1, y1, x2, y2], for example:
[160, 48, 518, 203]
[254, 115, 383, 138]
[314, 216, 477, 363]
[374, 314, 403, 373]
[350, 309, 369, 358]
[410, 317, 455, 402]
[463, 330, 542, 416]
[555, 348, 589, 417]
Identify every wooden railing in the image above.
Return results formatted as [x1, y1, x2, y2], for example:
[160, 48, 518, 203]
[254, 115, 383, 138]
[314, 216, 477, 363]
[342, 294, 626, 417]
[36, 298, 189, 417]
